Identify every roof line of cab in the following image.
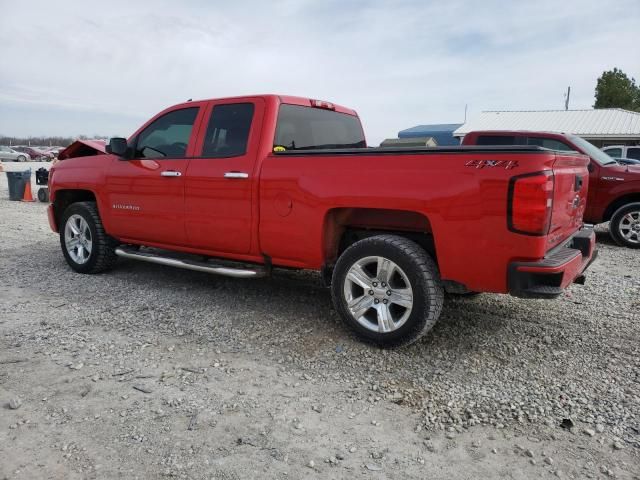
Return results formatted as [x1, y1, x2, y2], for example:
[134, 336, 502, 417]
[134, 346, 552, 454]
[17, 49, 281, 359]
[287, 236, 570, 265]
[169, 94, 359, 117]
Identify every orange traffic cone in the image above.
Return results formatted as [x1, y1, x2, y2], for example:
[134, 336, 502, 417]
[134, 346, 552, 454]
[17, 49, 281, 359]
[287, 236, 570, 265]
[22, 179, 35, 202]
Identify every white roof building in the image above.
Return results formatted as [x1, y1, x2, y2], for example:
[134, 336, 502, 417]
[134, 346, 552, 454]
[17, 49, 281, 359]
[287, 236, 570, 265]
[453, 108, 640, 146]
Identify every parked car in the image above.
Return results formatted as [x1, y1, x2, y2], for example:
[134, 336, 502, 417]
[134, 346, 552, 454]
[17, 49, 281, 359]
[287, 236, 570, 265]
[47, 95, 595, 347]
[613, 157, 640, 166]
[602, 145, 640, 161]
[462, 131, 640, 248]
[44, 146, 65, 158]
[12, 146, 52, 161]
[0, 145, 31, 162]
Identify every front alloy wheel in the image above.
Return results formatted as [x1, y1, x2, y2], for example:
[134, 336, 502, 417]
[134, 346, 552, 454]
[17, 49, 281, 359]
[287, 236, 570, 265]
[610, 202, 640, 249]
[59, 201, 119, 273]
[64, 214, 93, 264]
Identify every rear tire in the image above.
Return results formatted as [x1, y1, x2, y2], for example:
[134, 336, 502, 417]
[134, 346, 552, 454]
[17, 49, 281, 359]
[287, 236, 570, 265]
[609, 202, 640, 249]
[331, 235, 444, 348]
[60, 201, 119, 273]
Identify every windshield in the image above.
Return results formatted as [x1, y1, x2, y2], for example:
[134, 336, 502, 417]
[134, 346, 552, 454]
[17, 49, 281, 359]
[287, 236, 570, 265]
[274, 104, 366, 150]
[568, 135, 617, 166]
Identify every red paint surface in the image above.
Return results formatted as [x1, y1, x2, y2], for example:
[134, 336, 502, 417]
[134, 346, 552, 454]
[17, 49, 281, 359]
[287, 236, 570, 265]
[462, 130, 640, 224]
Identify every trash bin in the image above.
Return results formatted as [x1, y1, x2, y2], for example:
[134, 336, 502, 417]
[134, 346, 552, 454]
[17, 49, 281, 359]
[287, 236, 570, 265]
[6, 169, 31, 201]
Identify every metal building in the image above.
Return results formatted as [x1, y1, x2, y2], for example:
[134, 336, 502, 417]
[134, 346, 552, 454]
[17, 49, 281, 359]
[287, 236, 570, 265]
[397, 123, 463, 146]
[453, 109, 640, 147]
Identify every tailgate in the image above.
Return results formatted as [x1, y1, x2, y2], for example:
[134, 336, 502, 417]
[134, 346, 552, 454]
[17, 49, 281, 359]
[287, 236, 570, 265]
[548, 153, 590, 249]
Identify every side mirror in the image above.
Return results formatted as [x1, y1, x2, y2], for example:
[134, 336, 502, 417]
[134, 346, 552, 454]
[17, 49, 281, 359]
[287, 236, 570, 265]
[587, 162, 594, 173]
[106, 137, 129, 157]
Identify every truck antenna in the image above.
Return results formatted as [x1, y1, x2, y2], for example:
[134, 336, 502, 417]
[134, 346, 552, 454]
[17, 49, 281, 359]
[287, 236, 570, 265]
[564, 86, 571, 110]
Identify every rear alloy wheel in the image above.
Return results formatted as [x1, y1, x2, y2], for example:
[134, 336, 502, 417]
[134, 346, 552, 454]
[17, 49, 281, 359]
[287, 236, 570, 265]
[332, 235, 444, 347]
[610, 202, 640, 248]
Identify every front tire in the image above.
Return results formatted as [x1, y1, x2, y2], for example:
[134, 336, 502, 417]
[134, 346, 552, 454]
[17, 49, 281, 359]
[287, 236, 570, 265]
[60, 201, 119, 273]
[331, 235, 444, 347]
[17, 155, 27, 162]
[609, 202, 640, 249]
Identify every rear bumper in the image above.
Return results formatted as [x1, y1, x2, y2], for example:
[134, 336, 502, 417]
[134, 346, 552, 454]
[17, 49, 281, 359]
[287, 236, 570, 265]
[508, 227, 597, 299]
[47, 204, 58, 233]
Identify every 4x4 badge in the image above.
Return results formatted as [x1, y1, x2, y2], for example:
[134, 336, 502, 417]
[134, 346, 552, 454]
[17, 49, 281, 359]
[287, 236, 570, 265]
[465, 159, 519, 169]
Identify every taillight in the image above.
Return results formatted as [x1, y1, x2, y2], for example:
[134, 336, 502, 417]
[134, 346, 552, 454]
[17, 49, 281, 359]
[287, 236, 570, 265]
[507, 171, 554, 235]
[310, 99, 335, 110]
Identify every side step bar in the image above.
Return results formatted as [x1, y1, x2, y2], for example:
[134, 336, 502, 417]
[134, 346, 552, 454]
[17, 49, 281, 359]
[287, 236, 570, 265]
[115, 247, 267, 279]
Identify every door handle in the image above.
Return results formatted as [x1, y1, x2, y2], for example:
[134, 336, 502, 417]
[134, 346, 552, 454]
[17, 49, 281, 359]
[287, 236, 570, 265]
[161, 171, 182, 177]
[224, 172, 249, 179]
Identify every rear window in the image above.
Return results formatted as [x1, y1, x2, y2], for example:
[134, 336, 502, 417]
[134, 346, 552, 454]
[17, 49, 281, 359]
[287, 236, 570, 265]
[603, 147, 623, 158]
[274, 104, 366, 150]
[476, 135, 573, 151]
[527, 137, 573, 151]
[476, 135, 521, 146]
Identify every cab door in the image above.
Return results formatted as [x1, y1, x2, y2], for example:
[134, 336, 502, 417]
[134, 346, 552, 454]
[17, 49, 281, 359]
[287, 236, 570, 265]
[105, 104, 206, 246]
[184, 98, 264, 254]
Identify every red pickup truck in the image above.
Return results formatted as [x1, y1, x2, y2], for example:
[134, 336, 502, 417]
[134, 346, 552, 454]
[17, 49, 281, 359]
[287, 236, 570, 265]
[462, 131, 640, 248]
[47, 95, 596, 346]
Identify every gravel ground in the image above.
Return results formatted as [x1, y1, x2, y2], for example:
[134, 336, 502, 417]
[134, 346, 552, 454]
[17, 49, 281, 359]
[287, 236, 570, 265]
[0, 164, 639, 479]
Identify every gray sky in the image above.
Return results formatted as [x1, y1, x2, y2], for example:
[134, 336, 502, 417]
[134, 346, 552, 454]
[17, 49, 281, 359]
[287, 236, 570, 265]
[1, 0, 639, 144]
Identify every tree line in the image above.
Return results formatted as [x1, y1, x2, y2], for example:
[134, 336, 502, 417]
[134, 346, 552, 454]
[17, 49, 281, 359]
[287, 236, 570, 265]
[0, 135, 109, 147]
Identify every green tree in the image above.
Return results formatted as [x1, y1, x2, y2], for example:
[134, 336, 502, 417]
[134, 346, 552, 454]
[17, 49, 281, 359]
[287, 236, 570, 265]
[594, 68, 640, 111]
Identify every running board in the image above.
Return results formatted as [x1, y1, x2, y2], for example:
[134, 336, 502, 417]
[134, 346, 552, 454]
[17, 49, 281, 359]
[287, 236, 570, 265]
[115, 247, 267, 278]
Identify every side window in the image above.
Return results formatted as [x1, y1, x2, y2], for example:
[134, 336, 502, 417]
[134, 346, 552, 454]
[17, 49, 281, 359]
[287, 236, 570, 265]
[626, 147, 640, 160]
[201, 103, 254, 157]
[527, 137, 573, 151]
[135, 107, 198, 159]
[0, 146, 8, 152]
[476, 135, 516, 145]
[603, 147, 622, 157]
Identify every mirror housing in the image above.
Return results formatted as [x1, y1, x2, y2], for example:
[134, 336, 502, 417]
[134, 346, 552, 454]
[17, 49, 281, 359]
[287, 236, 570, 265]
[106, 137, 129, 157]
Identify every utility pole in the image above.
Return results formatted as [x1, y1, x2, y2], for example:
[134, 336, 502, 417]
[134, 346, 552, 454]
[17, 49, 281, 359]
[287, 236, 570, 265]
[464, 104, 468, 123]
[564, 86, 571, 110]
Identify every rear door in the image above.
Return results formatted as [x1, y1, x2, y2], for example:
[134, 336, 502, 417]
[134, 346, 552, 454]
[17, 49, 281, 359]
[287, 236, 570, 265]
[184, 98, 264, 254]
[105, 105, 205, 246]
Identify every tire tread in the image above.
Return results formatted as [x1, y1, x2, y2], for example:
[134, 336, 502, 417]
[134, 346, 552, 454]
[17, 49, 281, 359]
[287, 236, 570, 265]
[60, 201, 118, 273]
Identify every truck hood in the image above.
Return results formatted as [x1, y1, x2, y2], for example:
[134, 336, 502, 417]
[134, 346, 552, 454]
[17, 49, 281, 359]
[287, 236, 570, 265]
[602, 163, 640, 179]
[58, 139, 106, 160]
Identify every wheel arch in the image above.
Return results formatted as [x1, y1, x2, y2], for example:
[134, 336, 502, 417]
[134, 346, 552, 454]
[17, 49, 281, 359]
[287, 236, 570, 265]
[53, 189, 98, 230]
[603, 193, 640, 222]
[321, 207, 436, 282]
